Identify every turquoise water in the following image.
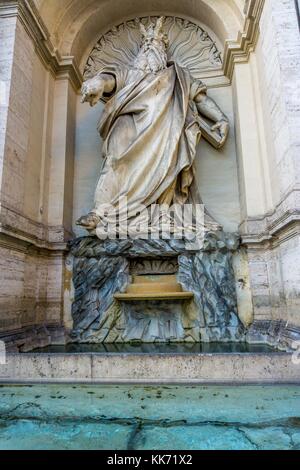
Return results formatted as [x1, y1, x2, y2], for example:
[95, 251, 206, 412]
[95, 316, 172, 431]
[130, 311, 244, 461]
[0, 384, 300, 450]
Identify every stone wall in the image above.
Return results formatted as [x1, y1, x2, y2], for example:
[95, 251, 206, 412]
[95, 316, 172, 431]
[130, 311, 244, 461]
[241, 0, 300, 333]
[0, 244, 64, 331]
[0, 8, 69, 345]
[0, 14, 16, 185]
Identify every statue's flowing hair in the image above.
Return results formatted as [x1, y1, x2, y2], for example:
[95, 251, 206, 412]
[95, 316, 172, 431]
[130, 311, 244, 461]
[134, 17, 168, 74]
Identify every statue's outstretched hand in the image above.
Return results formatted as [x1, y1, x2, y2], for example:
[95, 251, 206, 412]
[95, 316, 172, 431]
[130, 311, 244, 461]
[211, 120, 229, 147]
[81, 76, 105, 107]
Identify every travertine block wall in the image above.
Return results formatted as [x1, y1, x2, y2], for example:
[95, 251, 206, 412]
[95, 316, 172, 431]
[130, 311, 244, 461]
[0, 14, 70, 337]
[247, 234, 300, 329]
[0, 15, 16, 186]
[0, 245, 64, 333]
[1, 17, 56, 232]
[256, 0, 300, 205]
[241, 0, 300, 329]
[2, 19, 35, 213]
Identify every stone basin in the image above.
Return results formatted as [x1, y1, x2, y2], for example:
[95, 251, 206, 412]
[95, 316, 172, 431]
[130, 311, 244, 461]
[114, 274, 194, 301]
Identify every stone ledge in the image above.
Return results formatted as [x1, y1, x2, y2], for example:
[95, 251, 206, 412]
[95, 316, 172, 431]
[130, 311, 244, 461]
[0, 324, 66, 353]
[240, 188, 300, 247]
[0, 202, 72, 248]
[114, 292, 194, 301]
[0, 352, 299, 384]
[247, 320, 300, 351]
[0, 229, 68, 255]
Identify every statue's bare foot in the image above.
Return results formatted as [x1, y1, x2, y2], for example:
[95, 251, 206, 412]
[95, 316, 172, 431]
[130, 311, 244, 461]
[76, 212, 101, 230]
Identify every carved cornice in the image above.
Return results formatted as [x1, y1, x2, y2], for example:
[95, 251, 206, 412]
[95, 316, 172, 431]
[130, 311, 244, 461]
[240, 187, 300, 249]
[0, 231, 68, 257]
[241, 216, 300, 250]
[0, 0, 83, 91]
[0, 203, 69, 254]
[223, 0, 265, 80]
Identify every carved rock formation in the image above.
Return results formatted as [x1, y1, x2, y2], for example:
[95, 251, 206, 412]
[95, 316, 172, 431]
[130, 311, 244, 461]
[69, 232, 245, 343]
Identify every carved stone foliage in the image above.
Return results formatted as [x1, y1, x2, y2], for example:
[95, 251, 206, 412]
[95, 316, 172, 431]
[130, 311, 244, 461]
[69, 233, 244, 343]
[84, 16, 222, 80]
[130, 258, 178, 275]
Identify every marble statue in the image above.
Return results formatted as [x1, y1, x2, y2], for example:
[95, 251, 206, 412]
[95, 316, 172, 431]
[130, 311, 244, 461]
[77, 17, 229, 237]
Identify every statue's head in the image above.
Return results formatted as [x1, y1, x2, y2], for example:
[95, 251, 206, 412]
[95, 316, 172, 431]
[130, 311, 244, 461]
[134, 17, 168, 73]
[140, 17, 169, 51]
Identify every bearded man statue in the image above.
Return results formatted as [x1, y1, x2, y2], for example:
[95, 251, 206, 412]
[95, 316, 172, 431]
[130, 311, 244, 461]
[77, 17, 229, 237]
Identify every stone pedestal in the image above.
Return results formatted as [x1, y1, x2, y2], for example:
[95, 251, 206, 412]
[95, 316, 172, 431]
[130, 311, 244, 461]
[69, 232, 245, 343]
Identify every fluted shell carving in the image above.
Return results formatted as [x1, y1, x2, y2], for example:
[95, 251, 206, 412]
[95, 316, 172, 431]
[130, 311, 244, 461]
[84, 16, 222, 80]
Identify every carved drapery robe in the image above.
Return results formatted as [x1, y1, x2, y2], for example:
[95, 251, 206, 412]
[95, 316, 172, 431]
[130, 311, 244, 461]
[93, 62, 207, 232]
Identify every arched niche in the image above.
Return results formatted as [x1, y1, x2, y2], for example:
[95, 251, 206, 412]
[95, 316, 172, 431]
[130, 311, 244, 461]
[35, 0, 245, 68]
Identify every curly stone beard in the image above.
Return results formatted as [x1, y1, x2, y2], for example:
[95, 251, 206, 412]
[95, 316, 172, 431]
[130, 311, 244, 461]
[134, 41, 168, 74]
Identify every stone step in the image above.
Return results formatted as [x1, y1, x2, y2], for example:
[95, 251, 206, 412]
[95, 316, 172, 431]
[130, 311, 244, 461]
[132, 274, 177, 284]
[127, 282, 183, 294]
[115, 273, 193, 301]
[114, 291, 194, 301]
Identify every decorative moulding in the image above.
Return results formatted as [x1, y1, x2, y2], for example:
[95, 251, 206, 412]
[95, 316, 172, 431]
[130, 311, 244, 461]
[223, 0, 265, 79]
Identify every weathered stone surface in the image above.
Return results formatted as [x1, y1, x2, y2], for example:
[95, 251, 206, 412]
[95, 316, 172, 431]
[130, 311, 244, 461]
[179, 250, 243, 342]
[1, 352, 299, 384]
[69, 233, 244, 343]
[0, 325, 65, 353]
[71, 254, 129, 341]
[247, 320, 300, 351]
[122, 301, 186, 343]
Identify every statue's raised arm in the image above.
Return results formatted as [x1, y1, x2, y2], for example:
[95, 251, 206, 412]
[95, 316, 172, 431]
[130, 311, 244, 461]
[81, 73, 116, 107]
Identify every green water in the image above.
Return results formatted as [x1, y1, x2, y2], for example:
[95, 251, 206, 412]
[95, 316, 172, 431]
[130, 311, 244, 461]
[0, 384, 300, 450]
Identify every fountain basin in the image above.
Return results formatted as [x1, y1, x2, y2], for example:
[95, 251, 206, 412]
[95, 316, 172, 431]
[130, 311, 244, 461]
[0, 383, 300, 450]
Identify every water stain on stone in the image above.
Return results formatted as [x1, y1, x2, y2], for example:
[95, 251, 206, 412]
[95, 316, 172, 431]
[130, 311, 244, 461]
[288, 417, 300, 426]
